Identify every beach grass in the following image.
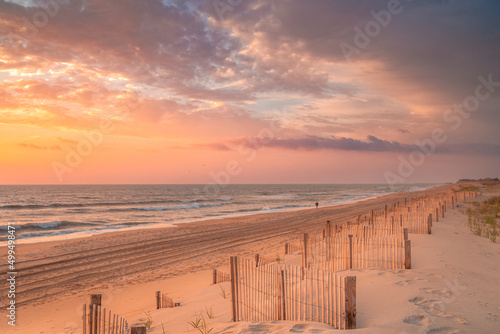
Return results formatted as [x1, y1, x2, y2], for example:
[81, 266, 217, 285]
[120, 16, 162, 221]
[465, 196, 500, 242]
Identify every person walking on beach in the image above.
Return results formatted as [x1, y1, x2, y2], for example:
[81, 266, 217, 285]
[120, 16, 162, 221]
[315, 202, 319, 209]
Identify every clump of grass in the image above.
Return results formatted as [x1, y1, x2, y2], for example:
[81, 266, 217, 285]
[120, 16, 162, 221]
[465, 196, 500, 242]
[218, 285, 229, 299]
[188, 313, 202, 331]
[141, 311, 153, 329]
[205, 305, 214, 319]
[275, 253, 283, 264]
[188, 313, 213, 334]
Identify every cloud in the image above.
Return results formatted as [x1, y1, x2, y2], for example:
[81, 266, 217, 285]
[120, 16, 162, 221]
[18, 143, 61, 150]
[1, 0, 499, 163]
[230, 135, 417, 152]
[197, 134, 500, 156]
[204, 0, 500, 137]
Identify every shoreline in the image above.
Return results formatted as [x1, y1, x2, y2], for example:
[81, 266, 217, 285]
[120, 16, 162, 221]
[1, 183, 444, 247]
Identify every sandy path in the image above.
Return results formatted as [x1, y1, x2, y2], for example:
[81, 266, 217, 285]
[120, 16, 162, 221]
[1, 185, 455, 311]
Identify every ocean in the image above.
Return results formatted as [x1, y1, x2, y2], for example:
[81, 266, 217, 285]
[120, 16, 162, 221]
[0, 184, 440, 245]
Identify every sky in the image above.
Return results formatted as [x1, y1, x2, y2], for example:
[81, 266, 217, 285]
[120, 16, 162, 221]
[0, 0, 499, 185]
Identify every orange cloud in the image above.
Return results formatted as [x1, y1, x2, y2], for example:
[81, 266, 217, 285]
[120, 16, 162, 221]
[18, 143, 61, 150]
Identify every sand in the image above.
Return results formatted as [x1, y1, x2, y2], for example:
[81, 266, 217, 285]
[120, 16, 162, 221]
[2, 183, 499, 333]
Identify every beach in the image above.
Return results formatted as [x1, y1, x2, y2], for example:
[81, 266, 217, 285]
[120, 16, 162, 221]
[2, 182, 500, 333]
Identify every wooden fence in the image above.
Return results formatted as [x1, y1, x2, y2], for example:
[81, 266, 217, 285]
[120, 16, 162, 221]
[230, 256, 356, 329]
[213, 268, 232, 284]
[301, 233, 410, 272]
[285, 242, 303, 255]
[255, 253, 277, 266]
[83, 302, 129, 334]
[156, 291, 177, 309]
[364, 190, 478, 234]
[325, 222, 406, 239]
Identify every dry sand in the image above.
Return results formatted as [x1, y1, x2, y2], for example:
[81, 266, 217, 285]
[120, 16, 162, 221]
[2, 183, 499, 333]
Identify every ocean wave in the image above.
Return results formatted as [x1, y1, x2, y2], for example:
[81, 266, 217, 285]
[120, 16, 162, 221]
[261, 204, 310, 211]
[1, 204, 46, 209]
[218, 198, 232, 201]
[0, 221, 85, 230]
[254, 193, 296, 200]
[133, 203, 223, 211]
[16, 225, 123, 239]
[181, 199, 199, 203]
[0, 200, 181, 210]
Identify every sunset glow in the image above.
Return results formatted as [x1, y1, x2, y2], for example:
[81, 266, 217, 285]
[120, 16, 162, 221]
[1, 0, 499, 184]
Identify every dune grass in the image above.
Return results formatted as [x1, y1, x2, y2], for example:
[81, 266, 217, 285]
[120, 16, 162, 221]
[465, 196, 500, 242]
[455, 185, 480, 192]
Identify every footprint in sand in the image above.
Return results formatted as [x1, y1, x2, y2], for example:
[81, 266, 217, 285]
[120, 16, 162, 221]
[420, 287, 453, 297]
[403, 314, 432, 326]
[245, 324, 274, 333]
[477, 300, 488, 307]
[377, 270, 409, 277]
[409, 296, 441, 308]
[409, 296, 426, 304]
[396, 280, 411, 287]
[396, 278, 426, 286]
[426, 327, 460, 334]
[290, 323, 310, 333]
[394, 269, 410, 275]
[409, 296, 463, 322]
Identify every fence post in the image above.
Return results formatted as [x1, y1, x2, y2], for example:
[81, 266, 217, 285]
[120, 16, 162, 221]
[404, 240, 411, 269]
[213, 269, 217, 285]
[435, 208, 439, 222]
[90, 294, 101, 334]
[230, 256, 237, 322]
[348, 235, 353, 270]
[285, 243, 289, 255]
[156, 291, 161, 309]
[451, 196, 455, 209]
[280, 270, 286, 321]
[403, 228, 408, 241]
[428, 214, 432, 234]
[88, 304, 93, 334]
[442, 205, 445, 218]
[90, 294, 102, 306]
[302, 233, 309, 278]
[344, 276, 356, 329]
[83, 304, 86, 334]
[326, 220, 331, 237]
[131, 325, 146, 334]
[255, 253, 260, 267]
